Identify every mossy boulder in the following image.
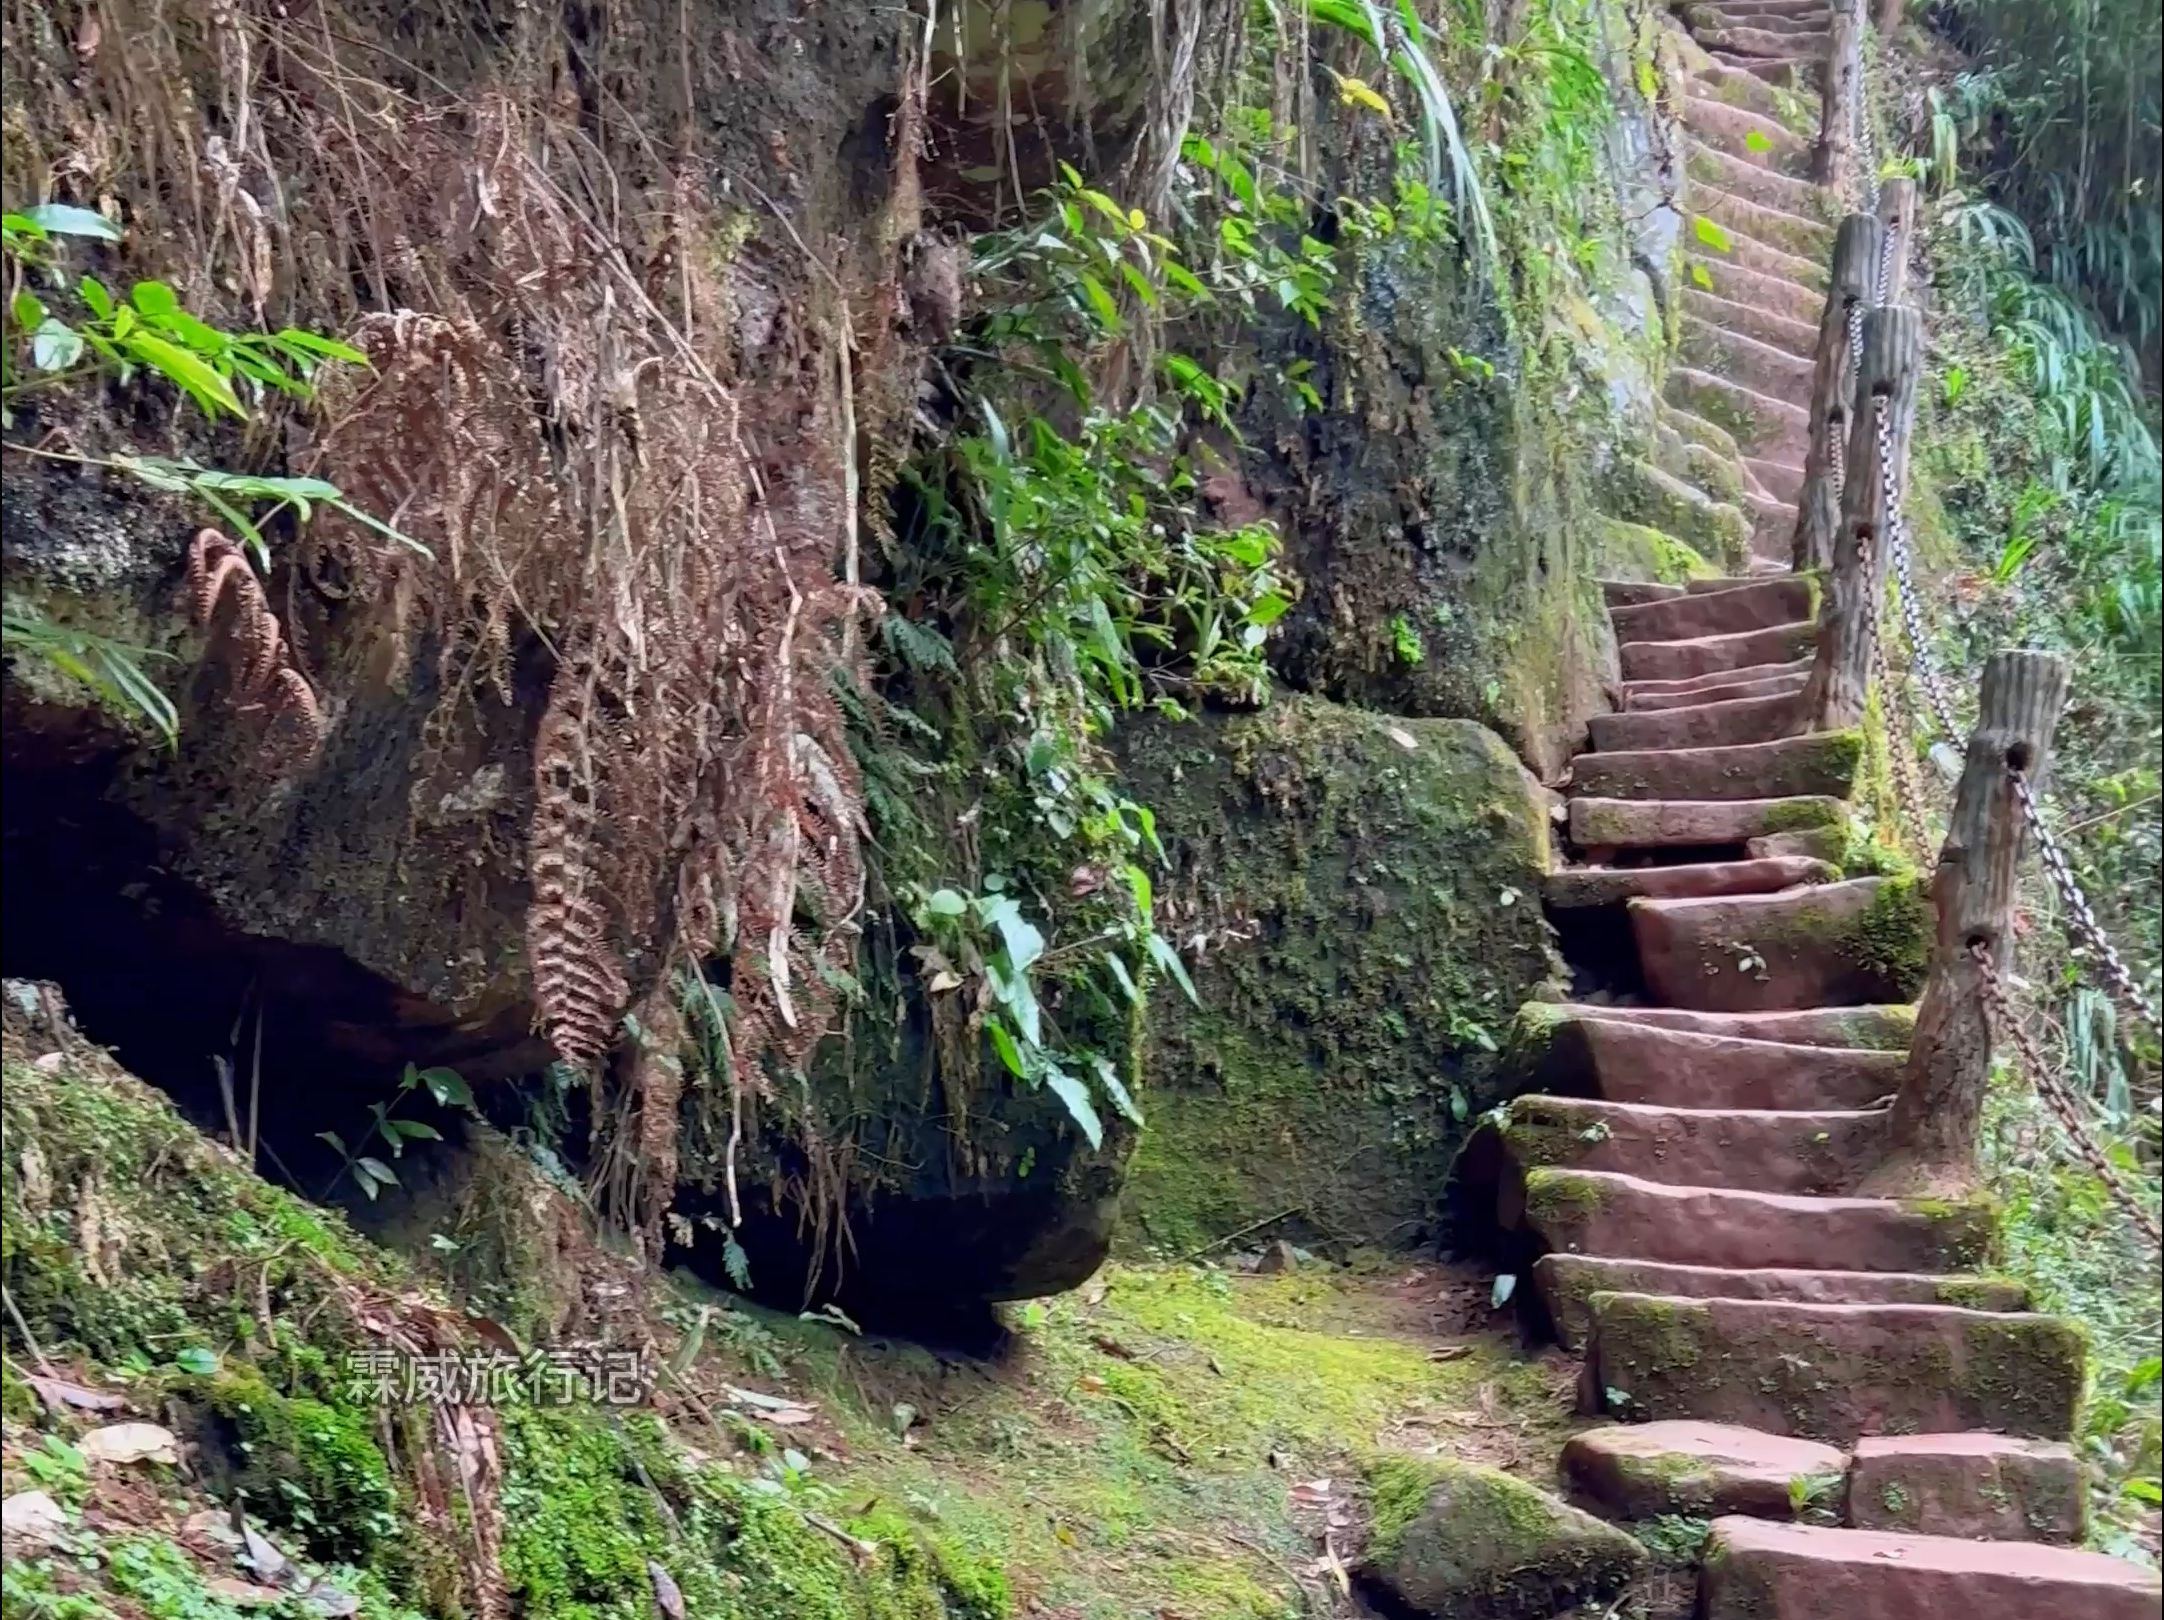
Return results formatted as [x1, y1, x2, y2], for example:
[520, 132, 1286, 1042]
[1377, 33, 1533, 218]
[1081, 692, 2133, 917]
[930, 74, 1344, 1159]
[1113, 696, 1563, 1255]
[1358, 1455, 1645, 1619]
[1599, 455, 1753, 572]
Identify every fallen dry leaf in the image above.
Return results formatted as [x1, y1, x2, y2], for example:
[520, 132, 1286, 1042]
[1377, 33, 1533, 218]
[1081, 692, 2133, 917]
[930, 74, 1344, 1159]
[25, 1373, 125, 1413]
[79, 1421, 177, 1466]
[2, 1490, 67, 1554]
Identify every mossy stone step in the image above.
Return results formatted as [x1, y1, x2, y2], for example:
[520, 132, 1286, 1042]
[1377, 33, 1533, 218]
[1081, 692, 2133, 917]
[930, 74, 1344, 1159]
[1514, 1169, 1993, 1273]
[1531, 1255, 2027, 1352]
[1682, 282, 1817, 361]
[1697, 189, 1836, 267]
[1582, 1293, 2086, 1442]
[1846, 1434, 2086, 1544]
[1628, 875, 1929, 1012]
[1588, 690, 1810, 753]
[1681, 311, 1817, 398]
[1571, 732, 1860, 804]
[1701, 1517, 2162, 1620]
[1499, 1013, 1904, 1108]
[1625, 655, 1814, 699]
[1510, 1000, 1913, 1050]
[1609, 576, 1815, 643]
[1667, 366, 1811, 465]
[1563, 1421, 1847, 1522]
[1685, 142, 1825, 223]
[1682, 98, 1812, 176]
[1542, 855, 1835, 909]
[1568, 791, 1845, 850]
[1488, 1094, 1888, 1193]
[1618, 620, 1815, 683]
[1626, 669, 1808, 712]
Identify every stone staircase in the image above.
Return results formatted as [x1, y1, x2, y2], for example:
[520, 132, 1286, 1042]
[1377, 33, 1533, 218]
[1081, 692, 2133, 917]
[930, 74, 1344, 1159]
[1460, 4, 2164, 1614]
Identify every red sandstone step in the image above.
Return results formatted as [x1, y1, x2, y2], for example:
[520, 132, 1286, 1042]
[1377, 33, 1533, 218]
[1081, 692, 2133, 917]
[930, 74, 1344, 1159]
[1569, 791, 1842, 849]
[1491, 1094, 1889, 1193]
[1709, 50, 1809, 89]
[1666, 367, 1811, 463]
[1696, 189, 1835, 268]
[1845, 1434, 2086, 1543]
[1508, 1017, 1902, 1108]
[1584, 1294, 2084, 1441]
[1748, 825, 1846, 863]
[1695, 22, 1832, 59]
[1700, 1517, 2161, 1620]
[1686, 141, 1822, 217]
[1624, 656, 1813, 698]
[1571, 733, 1860, 804]
[1683, 98, 1811, 174]
[1588, 690, 1809, 752]
[1564, 1421, 1846, 1522]
[1684, 257, 1826, 325]
[1618, 620, 1813, 682]
[1630, 876, 1927, 1011]
[1687, 3, 1831, 34]
[1745, 458, 1805, 505]
[1689, 213, 1829, 287]
[1515, 1170, 1991, 1273]
[1533, 1002, 1913, 1049]
[1682, 313, 1816, 399]
[1745, 496, 1795, 569]
[1609, 576, 1814, 642]
[1681, 282, 1817, 361]
[1543, 855, 1834, 908]
[1626, 670, 1808, 711]
[1601, 578, 1686, 608]
[1531, 1254, 2027, 1351]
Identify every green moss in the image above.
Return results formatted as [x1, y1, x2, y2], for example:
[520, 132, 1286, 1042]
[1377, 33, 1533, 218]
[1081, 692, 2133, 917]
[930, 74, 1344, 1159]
[1959, 1315, 2088, 1440]
[1878, 1479, 1916, 1521]
[1115, 698, 1562, 1254]
[1836, 872, 1933, 996]
[1597, 519, 1720, 587]
[1932, 1275, 2029, 1311]
[1761, 797, 1845, 834]
[1521, 1168, 1611, 1240]
[204, 1372, 399, 1564]
[1359, 1453, 1645, 1615]
[1590, 1292, 1709, 1382]
[1909, 1192, 2001, 1269]
[1600, 455, 1752, 572]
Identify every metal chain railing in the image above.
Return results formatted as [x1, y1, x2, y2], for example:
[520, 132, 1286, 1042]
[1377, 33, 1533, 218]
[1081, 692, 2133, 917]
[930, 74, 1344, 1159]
[2010, 769, 2163, 1036]
[1973, 943, 2163, 1246]
[1872, 638, 1937, 866]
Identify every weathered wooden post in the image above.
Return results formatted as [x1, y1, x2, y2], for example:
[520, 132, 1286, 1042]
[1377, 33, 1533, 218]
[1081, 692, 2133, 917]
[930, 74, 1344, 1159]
[1801, 304, 1921, 730]
[1876, 176, 1918, 302]
[1815, 0, 1863, 194]
[1792, 214, 1885, 574]
[1868, 651, 2070, 1195]
[1874, 0, 1905, 35]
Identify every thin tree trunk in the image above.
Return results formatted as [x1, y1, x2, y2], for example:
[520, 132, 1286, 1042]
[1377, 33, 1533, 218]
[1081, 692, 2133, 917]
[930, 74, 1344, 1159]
[1792, 214, 1884, 573]
[1802, 305, 1921, 731]
[1868, 651, 2070, 1195]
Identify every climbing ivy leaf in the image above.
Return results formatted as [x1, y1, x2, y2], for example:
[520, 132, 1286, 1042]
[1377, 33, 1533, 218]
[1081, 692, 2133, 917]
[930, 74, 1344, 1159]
[1744, 129, 1774, 154]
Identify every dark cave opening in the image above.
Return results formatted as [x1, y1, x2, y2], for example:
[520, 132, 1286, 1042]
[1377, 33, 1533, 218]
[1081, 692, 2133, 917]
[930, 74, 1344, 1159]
[0, 751, 539, 1222]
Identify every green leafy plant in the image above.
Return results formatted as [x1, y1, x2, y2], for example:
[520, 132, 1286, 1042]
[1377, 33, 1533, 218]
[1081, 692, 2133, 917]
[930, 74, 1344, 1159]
[317, 1063, 473, 1201]
[0, 599, 178, 744]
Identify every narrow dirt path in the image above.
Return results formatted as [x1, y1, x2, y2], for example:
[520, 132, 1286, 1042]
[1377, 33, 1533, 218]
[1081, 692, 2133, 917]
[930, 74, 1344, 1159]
[1487, 5, 2164, 1614]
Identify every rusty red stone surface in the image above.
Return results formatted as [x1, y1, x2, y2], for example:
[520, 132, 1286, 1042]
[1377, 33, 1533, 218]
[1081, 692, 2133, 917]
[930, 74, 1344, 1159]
[1564, 1421, 1846, 1521]
[1846, 1434, 2086, 1544]
[1701, 1517, 2160, 1620]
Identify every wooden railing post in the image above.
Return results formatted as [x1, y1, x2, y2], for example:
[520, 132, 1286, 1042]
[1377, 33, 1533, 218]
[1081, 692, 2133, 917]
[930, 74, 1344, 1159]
[1792, 214, 1884, 573]
[1801, 304, 1921, 730]
[1874, 0, 1905, 35]
[1815, 0, 1863, 193]
[1869, 651, 2071, 1195]
[1876, 177, 1918, 302]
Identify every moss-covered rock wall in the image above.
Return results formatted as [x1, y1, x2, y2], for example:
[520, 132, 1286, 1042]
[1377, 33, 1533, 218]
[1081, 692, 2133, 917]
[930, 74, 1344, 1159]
[1114, 697, 1565, 1255]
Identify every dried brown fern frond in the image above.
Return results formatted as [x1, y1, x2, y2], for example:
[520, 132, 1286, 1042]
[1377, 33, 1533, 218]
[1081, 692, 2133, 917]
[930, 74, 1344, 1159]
[183, 528, 327, 768]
